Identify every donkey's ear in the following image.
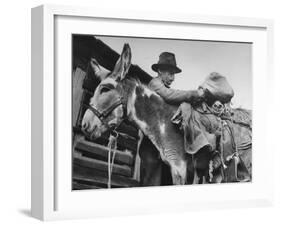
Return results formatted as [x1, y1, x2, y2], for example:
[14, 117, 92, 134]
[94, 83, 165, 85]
[110, 43, 132, 81]
[90, 58, 110, 81]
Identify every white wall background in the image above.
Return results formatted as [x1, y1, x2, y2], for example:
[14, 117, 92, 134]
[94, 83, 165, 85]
[0, 0, 280, 225]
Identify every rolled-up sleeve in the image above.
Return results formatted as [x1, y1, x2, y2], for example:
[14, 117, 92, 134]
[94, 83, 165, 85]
[148, 77, 199, 104]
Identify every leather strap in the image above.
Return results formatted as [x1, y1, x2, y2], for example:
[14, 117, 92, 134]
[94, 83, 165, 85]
[84, 97, 125, 124]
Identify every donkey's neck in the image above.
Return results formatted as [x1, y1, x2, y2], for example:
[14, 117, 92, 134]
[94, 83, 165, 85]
[126, 83, 177, 151]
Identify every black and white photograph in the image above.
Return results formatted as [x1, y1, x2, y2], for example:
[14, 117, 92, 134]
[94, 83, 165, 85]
[72, 34, 252, 189]
[1, 0, 279, 224]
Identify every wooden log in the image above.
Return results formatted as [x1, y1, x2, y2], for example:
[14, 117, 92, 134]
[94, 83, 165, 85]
[73, 126, 138, 154]
[72, 181, 102, 190]
[87, 132, 138, 153]
[73, 164, 139, 188]
[75, 139, 134, 165]
[72, 68, 86, 127]
[73, 152, 132, 177]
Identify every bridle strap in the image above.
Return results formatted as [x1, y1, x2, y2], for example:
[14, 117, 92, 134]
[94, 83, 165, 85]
[84, 97, 126, 124]
[102, 99, 124, 118]
[87, 105, 103, 119]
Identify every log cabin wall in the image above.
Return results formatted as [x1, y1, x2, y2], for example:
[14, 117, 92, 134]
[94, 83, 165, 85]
[72, 35, 152, 189]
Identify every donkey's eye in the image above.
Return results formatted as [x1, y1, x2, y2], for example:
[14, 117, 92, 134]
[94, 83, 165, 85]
[100, 86, 111, 94]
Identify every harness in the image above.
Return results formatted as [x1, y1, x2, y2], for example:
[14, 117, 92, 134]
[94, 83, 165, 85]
[85, 97, 126, 125]
[84, 95, 127, 188]
[107, 131, 119, 188]
[82, 61, 130, 187]
[195, 102, 251, 182]
[83, 61, 128, 129]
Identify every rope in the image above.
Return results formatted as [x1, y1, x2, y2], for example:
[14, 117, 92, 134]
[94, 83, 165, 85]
[208, 160, 214, 182]
[107, 131, 118, 188]
[195, 102, 251, 129]
[220, 119, 227, 170]
[195, 102, 250, 182]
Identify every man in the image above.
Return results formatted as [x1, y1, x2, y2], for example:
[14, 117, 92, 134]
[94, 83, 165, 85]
[144, 52, 240, 184]
[139, 52, 204, 186]
[148, 52, 204, 104]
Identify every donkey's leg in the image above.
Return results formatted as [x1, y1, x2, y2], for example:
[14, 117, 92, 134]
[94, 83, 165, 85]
[161, 148, 187, 185]
[186, 155, 195, 185]
[140, 156, 162, 186]
[139, 137, 163, 186]
[169, 159, 187, 185]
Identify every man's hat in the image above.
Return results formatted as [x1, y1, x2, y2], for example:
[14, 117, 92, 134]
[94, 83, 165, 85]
[152, 52, 182, 74]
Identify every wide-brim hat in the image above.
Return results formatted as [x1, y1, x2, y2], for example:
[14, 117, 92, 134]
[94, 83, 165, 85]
[152, 52, 182, 74]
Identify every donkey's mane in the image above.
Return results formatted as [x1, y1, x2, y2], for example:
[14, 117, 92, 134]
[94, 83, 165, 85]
[117, 76, 140, 101]
[119, 76, 141, 93]
[118, 76, 180, 127]
[119, 76, 179, 111]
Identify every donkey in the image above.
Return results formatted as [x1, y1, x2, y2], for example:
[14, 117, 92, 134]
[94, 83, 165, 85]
[82, 44, 191, 185]
[81, 43, 252, 185]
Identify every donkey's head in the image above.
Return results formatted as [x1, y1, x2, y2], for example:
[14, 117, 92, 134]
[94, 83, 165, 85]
[81, 44, 132, 139]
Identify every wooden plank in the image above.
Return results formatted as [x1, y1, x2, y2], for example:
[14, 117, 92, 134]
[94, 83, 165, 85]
[75, 139, 134, 165]
[74, 152, 132, 177]
[73, 164, 139, 188]
[72, 68, 86, 127]
[86, 132, 138, 153]
[72, 181, 102, 190]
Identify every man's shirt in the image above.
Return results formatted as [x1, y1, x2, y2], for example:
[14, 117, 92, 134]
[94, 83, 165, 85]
[148, 76, 199, 105]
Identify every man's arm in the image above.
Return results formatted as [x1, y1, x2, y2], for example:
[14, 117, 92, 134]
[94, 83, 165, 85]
[149, 78, 202, 104]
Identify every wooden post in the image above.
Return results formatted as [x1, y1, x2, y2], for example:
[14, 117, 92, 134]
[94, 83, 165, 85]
[72, 67, 86, 127]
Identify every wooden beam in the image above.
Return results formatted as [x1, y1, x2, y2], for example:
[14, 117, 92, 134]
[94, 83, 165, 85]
[75, 139, 134, 165]
[72, 68, 86, 127]
[85, 132, 138, 153]
[74, 152, 132, 177]
[73, 164, 139, 188]
[72, 181, 102, 190]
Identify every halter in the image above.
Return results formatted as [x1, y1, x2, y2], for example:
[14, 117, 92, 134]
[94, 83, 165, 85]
[84, 95, 127, 189]
[84, 96, 127, 130]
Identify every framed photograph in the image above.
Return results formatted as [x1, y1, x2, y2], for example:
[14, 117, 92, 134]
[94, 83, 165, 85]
[31, 4, 274, 221]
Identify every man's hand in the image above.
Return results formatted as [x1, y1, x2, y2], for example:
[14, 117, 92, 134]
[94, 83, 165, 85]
[197, 87, 205, 98]
[186, 89, 205, 104]
[188, 88, 205, 104]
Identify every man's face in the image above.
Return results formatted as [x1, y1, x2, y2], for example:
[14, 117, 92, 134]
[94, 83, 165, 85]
[158, 70, 175, 88]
